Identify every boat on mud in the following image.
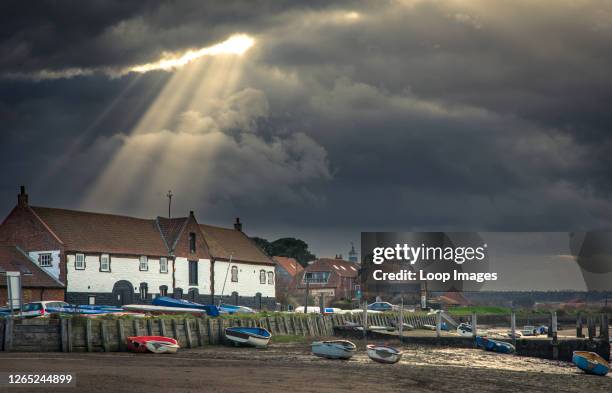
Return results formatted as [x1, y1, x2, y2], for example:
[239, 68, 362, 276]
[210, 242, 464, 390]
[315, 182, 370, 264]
[224, 327, 272, 348]
[475, 336, 515, 354]
[126, 336, 179, 354]
[219, 304, 255, 315]
[572, 351, 609, 376]
[311, 340, 356, 359]
[366, 344, 402, 364]
[457, 323, 473, 337]
[152, 296, 220, 317]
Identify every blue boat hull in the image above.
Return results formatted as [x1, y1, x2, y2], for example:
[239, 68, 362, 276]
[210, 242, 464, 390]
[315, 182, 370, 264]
[476, 336, 515, 354]
[572, 351, 609, 376]
[225, 327, 271, 347]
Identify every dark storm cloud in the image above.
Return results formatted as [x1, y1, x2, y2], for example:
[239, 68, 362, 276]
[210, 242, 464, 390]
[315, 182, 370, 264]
[1, 0, 612, 260]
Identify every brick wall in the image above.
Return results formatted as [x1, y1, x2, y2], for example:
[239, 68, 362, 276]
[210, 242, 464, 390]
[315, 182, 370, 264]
[0, 287, 65, 305]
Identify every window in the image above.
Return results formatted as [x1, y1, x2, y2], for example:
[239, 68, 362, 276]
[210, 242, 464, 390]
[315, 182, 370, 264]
[75, 253, 85, 270]
[260, 269, 266, 284]
[304, 271, 330, 284]
[139, 282, 148, 299]
[160, 257, 168, 273]
[100, 254, 110, 272]
[231, 266, 238, 282]
[88, 296, 96, 305]
[159, 285, 168, 297]
[139, 256, 148, 271]
[189, 232, 196, 253]
[268, 271, 274, 285]
[38, 253, 52, 267]
[188, 260, 198, 286]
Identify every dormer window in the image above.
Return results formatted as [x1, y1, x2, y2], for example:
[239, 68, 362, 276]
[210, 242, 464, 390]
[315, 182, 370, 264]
[38, 253, 52, 267]
[189, 232, 196, 253]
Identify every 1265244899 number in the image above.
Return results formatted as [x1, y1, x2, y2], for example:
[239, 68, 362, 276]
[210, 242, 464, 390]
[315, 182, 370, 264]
[0, 373, 76, 386]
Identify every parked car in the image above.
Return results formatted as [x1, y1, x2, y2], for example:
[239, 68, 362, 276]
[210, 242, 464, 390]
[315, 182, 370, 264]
[367, 302, 398, 312]
[20, 301, 70, 318]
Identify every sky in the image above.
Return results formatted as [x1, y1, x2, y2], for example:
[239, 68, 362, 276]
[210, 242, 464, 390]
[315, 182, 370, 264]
[1, 0, 612, 259]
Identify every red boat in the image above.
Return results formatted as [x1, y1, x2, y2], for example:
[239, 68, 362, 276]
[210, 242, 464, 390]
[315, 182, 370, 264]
[126, 336, 180, 354]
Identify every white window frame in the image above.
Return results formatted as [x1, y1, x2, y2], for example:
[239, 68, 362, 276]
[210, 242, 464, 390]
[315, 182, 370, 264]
[268, 271, 274, 285]
[160, 257, 168, 273]
[231, 266, 238, 282]
[259, 269, 266, 284]
[75, 253, 85, 270]
[100, 254, 110, 272]
[139, 256, 148, 271]
[39, 253, 52, 267]
[88, 295, 96, 305]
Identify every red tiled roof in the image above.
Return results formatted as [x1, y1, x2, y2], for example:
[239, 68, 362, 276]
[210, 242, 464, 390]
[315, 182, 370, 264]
[305, 258, 359, 278]
[156, 217, 188, 251]
[199, 224, 274, 265]
[0, 245, 64, 288]
[273, 256, 304, 277]
[31, 207, 169, 256]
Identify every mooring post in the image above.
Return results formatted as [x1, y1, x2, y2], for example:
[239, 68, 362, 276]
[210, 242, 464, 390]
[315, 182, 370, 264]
[362, 301, 368, 341]
[601, 314, 609, 343]
[472, 312, 478, 341]
[435, 311, 441, 339]
[552, 311, 558, 360]
[588, 316, 596, 339]
[576, 313, 583, 338]
[511, 311, 517, 346]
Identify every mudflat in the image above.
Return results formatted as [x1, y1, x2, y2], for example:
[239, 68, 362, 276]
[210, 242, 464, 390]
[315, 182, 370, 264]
[0, 343, 610, 393]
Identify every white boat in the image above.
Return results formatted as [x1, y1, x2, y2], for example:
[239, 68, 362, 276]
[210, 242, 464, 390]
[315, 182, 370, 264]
[145, 340, 180, 354]
[521, 326, 537, 336]
[122, 304, 206, 315]
[224, 327, 272, 348]
[311, 340, 356, 359]
[366, 344, 403, 364]
[457, 323, 473, 337]
[423, 324, 437, 330]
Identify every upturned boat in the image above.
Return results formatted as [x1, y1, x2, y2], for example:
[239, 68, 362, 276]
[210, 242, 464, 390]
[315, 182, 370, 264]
[366, 344, 402, 364]
[224, 327, 272, 348]
[122, 304, 206, 315]
[126, 336, 179, 354]
[572, 351, 609, 376]
[475, 336, 515, 354]
[152, 296, 220, 316]
[311, 340, 356, 359]
[457, 323, 473, 337]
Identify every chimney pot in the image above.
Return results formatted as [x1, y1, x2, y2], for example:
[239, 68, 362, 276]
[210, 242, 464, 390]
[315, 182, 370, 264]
[234, 217, 242, 231]
[17, 185, 28, 207]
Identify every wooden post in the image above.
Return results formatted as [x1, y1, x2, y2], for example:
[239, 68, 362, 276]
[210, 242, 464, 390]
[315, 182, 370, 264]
[67, 319, 72, 352]
[117, 319, 126, 351]
[3, 318, 13, 352]
[472, 313, 478, 339]
[588, 316, 596, 339]
[85, 319, 93, 352]
[172, 319, 179, 340]
[160, 319, 168, 337]
[196, 319, 205, 346]
[510, 311, 517, 346]
[0, 318, 4, 351]
[207, 318, 214, 344]
[147, 319, 153, 336]
[184, 319, 193, 348]
[101, 322, 110, 352]
[60, 318, 68, 352]
[601, 314, 609, 343]
[576, 313, 583, 338]
[133, 319, 140, 336]
[552, 312, 558, 360]
[362, 301, 368, 340]
[398, 297, 404, 341]
[435, 311, 441, 338]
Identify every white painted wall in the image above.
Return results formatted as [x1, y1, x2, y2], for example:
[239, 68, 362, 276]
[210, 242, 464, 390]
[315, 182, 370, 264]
[66, 254, 173, 294]
[214, 261, 275, 297]
[28, 250, 61, 281]
[174, 257, 211, 295]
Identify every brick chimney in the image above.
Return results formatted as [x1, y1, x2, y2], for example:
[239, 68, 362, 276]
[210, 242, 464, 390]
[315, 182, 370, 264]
[17, 185, 28, 207]
[234, 217, 242, 231]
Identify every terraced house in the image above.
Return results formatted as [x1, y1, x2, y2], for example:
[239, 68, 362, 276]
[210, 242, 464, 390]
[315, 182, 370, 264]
[0, 187, 276, 309]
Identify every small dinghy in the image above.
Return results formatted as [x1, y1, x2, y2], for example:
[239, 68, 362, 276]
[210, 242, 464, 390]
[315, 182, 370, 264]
[423, 324, 437, 330]
[366, 344, 402, 364]
[457, 323, 473, 337]
[224, 327, 272, 348]
[311, 340, 356, 359]
[126, 336, 179, 354]
[475, 336, 515, 354]
[572, 351, 609, 376]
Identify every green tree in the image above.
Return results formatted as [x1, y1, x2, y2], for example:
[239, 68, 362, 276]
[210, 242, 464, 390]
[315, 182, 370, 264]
[251, 236, 316, 267]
